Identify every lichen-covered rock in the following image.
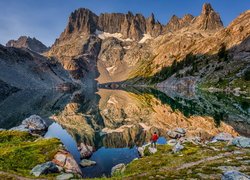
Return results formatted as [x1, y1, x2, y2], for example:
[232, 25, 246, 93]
[111, 163, 126, 176]
[31, 161, 59, 177]
[53, 150, 82, 176]
[222, 170, 250, 180]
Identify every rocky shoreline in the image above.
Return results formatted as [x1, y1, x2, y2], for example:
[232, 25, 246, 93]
[0, 115, 250, 179]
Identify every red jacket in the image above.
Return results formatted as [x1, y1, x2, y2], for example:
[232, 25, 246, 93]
[151, 134, 159, 142]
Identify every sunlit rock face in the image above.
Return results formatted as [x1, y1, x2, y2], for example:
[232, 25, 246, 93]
[52, 88, 239, 150]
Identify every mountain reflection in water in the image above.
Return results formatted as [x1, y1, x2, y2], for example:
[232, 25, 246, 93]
[0, 87, 249, 177]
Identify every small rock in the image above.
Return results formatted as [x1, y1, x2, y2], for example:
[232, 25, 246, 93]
[232, 137, 250, 148]
[111, 163, 126, 176]
[31, 161, 59, 177]
[212, 132, 233, 142]
[138, 146, 145, 157]
[172, 142, 184, 153]
[167, 139, 177, 146]
[56, 173, 74, 180]
[79, 159, 96, 167]
[78, 143, 94, 159]
[222, 170, 250, 180]
[148, 147, 157, 154]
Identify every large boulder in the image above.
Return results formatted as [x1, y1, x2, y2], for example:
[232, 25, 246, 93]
[10, 115, 48, 135]
[79, 159, 96, 167]
[232, 137, 250, 148]
[212, 132, 233, 142]
[31, 161, 59, 177]
[222, 170, 250, 180]
[53, 150, 82, 176]
[22, 115, 47, 131]
[78, 143, 94, 159]
[111, 163, 126, 176]
[167, 128, 186, 139]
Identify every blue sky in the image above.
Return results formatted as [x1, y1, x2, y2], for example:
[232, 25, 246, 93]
[0, 0, 249, 46]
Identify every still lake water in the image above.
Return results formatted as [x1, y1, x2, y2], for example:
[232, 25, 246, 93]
[0, 87, 249, 178]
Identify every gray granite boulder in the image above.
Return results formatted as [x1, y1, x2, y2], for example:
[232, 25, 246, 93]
[232, 137, 250, 148]
[31, 161, 59, 177]
[222, 170, 250, 180]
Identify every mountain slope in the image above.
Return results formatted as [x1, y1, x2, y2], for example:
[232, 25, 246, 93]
[0, 45, 74, 90]
[6, 36, 49, 53]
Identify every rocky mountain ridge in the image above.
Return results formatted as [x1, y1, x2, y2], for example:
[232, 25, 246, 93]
[6, 36, 49, 53]
[46, 3, 226, 85]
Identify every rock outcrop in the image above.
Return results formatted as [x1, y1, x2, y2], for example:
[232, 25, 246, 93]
[164, 14, 194, 32]
[193, 3, 223, 30]
[6, 36, 49, 53]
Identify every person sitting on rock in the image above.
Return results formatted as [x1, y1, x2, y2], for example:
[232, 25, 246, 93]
[151, 132, 159, 148]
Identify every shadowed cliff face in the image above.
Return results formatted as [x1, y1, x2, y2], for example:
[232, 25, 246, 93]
[0, 45, 73, 90]
[50, 88, 243, 150]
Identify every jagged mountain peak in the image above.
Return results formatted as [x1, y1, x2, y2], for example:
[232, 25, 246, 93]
[193, 3, 223, 30]
[201, 3, 214, 15]
[6, 36, 49, 53]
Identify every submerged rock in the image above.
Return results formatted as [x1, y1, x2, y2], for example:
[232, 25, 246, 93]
[31, 161, 59, 177]
[78, 143, 94, 159]
[111, 163, 126, 176]
[53, 149, 82, 176]
[212, 132, 233, 142]
[232, 137, 250, 148]
[222, 170, 250, 180]
[80, 159, 96, 167]
[172, 142, 184, 153]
